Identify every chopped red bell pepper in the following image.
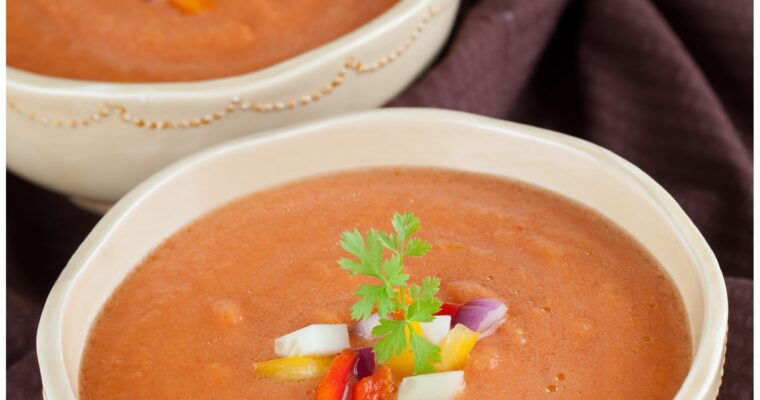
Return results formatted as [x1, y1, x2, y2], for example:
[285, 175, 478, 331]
[435, 302, 462, 324]
[352, 366, 395, 400]
[315, 349, 358, 400]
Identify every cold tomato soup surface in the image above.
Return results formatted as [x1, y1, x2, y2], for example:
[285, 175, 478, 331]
[7, 0, 397, 82]
[79, 168, 692, 399]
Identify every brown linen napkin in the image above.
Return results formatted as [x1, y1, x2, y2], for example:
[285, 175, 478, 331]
[7, 0, 752, 398]
[394, 0, 753, 280]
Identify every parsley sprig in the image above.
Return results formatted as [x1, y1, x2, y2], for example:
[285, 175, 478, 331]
[338, 212, 442, 374]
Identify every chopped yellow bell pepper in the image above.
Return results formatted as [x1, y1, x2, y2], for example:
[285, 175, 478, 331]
[436, 323, 479, 371]
[385, 347, 415, 378]
[253, 355, 334, 380]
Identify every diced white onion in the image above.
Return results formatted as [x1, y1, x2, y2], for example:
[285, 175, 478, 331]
[274, 324, 350, 357]
[397, 371, 466, 400]
[354, 313, 382, 339]
[420, 315, 451, 344]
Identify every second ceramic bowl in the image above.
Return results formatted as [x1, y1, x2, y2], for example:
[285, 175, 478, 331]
[7, 0, 459, 207]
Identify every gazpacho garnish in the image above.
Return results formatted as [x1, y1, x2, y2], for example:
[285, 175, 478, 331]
[253, 212, 508, 399]
[434, 302, 462, 322]
[338, 212, 442, 375]
[355, 347, 376, 380]
[314, 349, 358, 400]
[396, 370, 466, 400]
[275, 324, 350, 357]
[352, 366, 395, 400]
[453, 299, 508, 339]
[253, 356, 333, 380]
[435, 324, 480, 371]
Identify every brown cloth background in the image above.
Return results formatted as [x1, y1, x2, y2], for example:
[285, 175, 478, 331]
[7, 0, 753, 398]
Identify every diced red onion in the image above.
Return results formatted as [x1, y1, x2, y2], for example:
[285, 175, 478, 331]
[452, 299, 507, 339]
[354, 347, 376, 380]
[464, 299, 503, 308]
[478, 318, 506, 338]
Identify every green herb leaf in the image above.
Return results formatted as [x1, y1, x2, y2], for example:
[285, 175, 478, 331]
[351, 284, 396, 320]
[351, 284, 383, 320]
[419, 277, 441, 300]
[409, 331, 442, 374]
[372, 319, 408, 363]
[383, 256, 409, 287]
[408, 276, 440, 301]
[337, 258, 367, 276]
[406, 237, 433, 257]
[339, 229, 384, 279]
[407, 277, 442, 323]
[340, 229, 368, 260]
[406, 297, 441, 323]
[377, 232, 400, 253]
[375, 288, 397, 319]
[392, 211, 420, 241]
[366, 229, 384, 272]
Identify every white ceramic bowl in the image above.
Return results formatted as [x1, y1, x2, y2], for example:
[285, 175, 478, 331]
[7, 0, 459, 206]
[37, 109, 727, 399]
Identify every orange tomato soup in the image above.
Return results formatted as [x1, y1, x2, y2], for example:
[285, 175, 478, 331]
[79, 168, 692, 399]
[7, 0, 397, 82]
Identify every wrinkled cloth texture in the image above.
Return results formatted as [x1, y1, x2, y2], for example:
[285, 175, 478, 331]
[7, 0, 753, 398]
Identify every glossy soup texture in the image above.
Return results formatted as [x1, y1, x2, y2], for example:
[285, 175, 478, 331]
[79, 169, 692, 399]
[7, 0, 397, 82]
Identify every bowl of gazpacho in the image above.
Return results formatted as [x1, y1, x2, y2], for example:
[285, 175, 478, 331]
[37, 109, 727, 399]
[7, 0, 459, 208]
